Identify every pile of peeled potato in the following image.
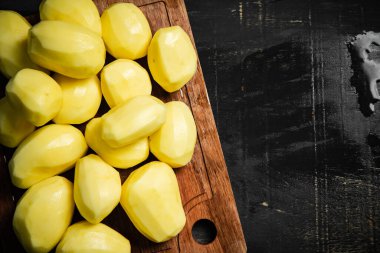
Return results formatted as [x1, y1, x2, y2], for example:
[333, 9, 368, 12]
[0, 0, 198, 252]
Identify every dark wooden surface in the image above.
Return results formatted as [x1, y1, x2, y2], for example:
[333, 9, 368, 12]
[0, 0, 246, 253]
[3, 0, 380, 252]
[186, 0, 380, 252]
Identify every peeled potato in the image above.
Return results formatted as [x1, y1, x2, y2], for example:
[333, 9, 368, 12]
[0, 97, 35, 148]
[74, 154, 121, 224]
[101, 59, 152, 108]
[53, 73, 101, 124]
[6, 68, 62, 127]
[85, 118, 149, 169]
[13, 176, 74, 253]
[56, 221, 131, 253]
[101, 95, 166, 148]
[39, 0, 101, 35]
[9, 124, 87, 189]
[0, 10, 44, 78]
[120, 161, 186, 243]
[149, 101, 197, 168]
[148, 26, 197, 92]
[28, 20, 105, 79]
[101, 3, 152, 60]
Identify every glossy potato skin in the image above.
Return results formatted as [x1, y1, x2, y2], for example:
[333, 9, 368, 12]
[9, 124, 87, 189]
[13, 176, 74, 253]
[39, 0, 102, 35]
[0, 11, 44, 78]
[148, 26, 197, 92]
[0, 97, 35, 148]
[120, 161, 186, 243]
[149, 101, 197, 168]
[28, 20, 106, 79]
[85, 118, 149, 169]
[101, 59, 152, 108]
[74, 154, 121, 224]
[56, 221, 131, 253]
[101, 3, 152, 60]
[100, 95, 166, 148]
[6, 68, 62, 127]
[52, 73, 102, 124]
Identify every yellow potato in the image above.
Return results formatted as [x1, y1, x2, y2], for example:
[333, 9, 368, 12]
[0, 10, 44, 78]
[6, 68, 62, 127]
[148, 26, 197, 92]
[101, 3, 152, 60]
[53, 74, 101, 124]
[56, 221, 131, 253]
[0, 97, 35, 148]
[101, 59, 152, 108]
[9, 124, 87, 189]
[120, 161, 186, 243]
[101, 95, 166, 148]
[39, 0, 101, 35]
[28, 20, 105, 79]
[85, 118, 149, 169]
[13, 176, 74, 253]
[74, 154, 121, 224]
[149, 101, 197, 168]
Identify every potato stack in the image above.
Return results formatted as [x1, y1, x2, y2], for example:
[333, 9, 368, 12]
[0, 0, 198, 252]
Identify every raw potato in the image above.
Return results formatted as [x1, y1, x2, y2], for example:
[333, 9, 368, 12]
[13, 176, 74, 253]
[149, 101, 197, 168]
[6, 68, 62, 127]
[0, 11, 44, 78]
[56, 221, 131, 253]
[148, 26, 197, 92]
[74, 154, 121, 224]
[85, 118, 149, 169]
[120, 161, 186, 243]
[53, 73, 102, 124]
[101, 95, 166, 148]
[101, 59, 152, 108]
[1, 3, 203, 251]
[9, 124, 87, 189]
[0, 97, 35, 148]
[39, 0, 101, 35]
[28, 20, 106, 79]
[101, 3, 152, 60]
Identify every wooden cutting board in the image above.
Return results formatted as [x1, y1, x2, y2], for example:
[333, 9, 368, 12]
[0, 0, 247, 252]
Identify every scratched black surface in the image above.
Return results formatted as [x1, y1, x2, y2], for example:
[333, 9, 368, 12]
[186, 0, 380, 252]
[2, 0, 380, 253]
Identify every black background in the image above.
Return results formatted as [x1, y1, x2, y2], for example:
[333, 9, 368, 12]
[2, 0, 380, 252]
[187, 0, 380, 252]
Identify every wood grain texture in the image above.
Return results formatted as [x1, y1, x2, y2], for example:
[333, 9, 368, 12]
[0, 0, 246, 253]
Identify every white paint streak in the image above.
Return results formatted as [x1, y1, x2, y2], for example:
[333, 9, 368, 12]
[239, 1, 243, 25]
[258, 0, 263, 24]
[370, 103, 375, 111]
[309, 5, 320, 251]
[320, 31, 330, 253]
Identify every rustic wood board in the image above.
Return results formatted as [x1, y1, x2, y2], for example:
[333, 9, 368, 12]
[0, 0, 247, 252]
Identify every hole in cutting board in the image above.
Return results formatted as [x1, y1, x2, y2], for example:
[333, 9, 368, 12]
[191, 219, 217, 245]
